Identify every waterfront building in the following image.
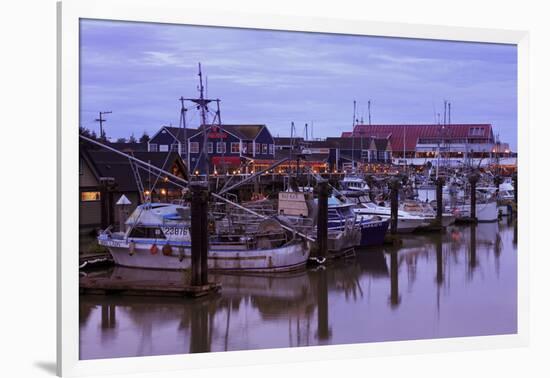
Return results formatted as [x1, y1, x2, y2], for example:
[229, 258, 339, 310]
[149, 124, 275, 174]
[341, 123, 515, 168]
[79, 144, 187, 231]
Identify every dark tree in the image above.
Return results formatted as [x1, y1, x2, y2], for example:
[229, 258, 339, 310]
[115, 137, 127, 143]
[139, 131, 150, 144]
[128, 133, 137, 143]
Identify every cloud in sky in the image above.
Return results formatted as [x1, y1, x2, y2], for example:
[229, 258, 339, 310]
[80, 19, 517, 148]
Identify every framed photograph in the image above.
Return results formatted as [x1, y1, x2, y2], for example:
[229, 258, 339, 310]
[58, 0, 529, 376]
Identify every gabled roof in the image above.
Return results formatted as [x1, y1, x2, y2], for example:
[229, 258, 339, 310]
[105, 142, 148, 152]
[160, 126, 201, 143]
[341, 124, 494, 152]
[81, 149, 187, 191]
[274, 137, 304, 146]
[189, 124, 267, 141]
[219, 124, 266, 140]
[325, 136, 379, 149]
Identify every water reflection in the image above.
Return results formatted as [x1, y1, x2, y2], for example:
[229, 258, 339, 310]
[80, 221, 517, 360]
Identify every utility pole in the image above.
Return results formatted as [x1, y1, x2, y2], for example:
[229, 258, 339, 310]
[95, 111, 112, 140]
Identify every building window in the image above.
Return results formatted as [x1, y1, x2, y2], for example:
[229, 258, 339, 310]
[190, 142, 199, 153]
[149, 143, 158, 152]
[159, 144, 169, 152]
[231, 142, 240, 154]
[81, 191, 101, 202]
[269, 144, 274, 155]
[217, 142, 226, 153]
[170, 143, 179, 152]
[248, 142, 254, 154]
[262, 144, 268, 154]
[207, 142, 213, 153]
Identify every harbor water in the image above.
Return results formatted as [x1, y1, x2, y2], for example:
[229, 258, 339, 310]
[79, 219, 517, 359]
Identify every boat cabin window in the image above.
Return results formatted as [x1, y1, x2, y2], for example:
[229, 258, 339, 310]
[128, 226, 166, 239]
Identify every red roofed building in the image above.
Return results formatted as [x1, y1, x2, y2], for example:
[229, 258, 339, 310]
[342, 124, 496, 159]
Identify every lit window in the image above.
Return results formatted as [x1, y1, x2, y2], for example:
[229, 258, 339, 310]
[207, 142, 213, 153]
[81, 191, 101, 202]
[262, 144, 268, 154]
[217, 142, 226, 153]
[170, 143, 179, 152]
[190, 142, 199, 153]
[149, 143, 158, 152]
[159, 145, 169, 152]
[269, 144, 274, 154]
[231, 142, 240, 154]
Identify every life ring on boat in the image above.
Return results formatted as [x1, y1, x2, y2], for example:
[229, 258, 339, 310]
[129, 241, 136, 256]
[150, 244, 158, 255]
[162, 244, 173, 256]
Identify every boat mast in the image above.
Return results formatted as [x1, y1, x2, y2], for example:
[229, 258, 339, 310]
[351, 100, 356, 172]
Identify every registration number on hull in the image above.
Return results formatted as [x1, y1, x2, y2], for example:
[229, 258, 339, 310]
[162, 227, 189, 237]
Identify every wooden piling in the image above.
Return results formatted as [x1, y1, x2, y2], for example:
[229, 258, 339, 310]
[316, 179, 329, 259]
[513, 173, 518, 204]
[468, 173, 479, 222]
[436, 176, 445, 228]
[389, 178, 401, 235]
[389, 251, 400, 308]
[316, 268, 330, 340]
[190, 182, 209, 287]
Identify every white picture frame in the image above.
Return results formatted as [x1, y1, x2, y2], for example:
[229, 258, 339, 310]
[58, 0, 529, 376]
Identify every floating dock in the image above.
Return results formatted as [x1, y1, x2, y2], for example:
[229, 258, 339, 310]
[79, 276, 221, 298]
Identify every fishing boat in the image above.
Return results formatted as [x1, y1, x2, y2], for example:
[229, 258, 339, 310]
[326, 197, 389, 246]
[450, 187, 499, 222]
[342, 191, 429, 233]
[341, 174, 370, 192]
[98, 201, 310, 272]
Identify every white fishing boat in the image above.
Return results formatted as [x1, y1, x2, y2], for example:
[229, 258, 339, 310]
[98, 202, 310, 272]
[341, 175, 369, 192]
[497, 181, 515, 216]
[343, 192, 430, 233]
[449, 188, 499, 222]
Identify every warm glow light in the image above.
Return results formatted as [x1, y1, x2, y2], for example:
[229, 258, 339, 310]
[160, 189, 167, 195]
[195, 170, 199, 175]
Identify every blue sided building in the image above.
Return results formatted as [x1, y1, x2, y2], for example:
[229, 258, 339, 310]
[148, 124, 276, 174]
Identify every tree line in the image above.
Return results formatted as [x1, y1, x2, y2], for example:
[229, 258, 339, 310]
[79, 126, 151, 144]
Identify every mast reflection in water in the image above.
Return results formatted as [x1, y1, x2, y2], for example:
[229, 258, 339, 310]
[79, 222, 517, 360]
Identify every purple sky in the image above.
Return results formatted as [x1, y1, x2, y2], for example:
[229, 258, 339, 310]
[80, 19, 517, 149]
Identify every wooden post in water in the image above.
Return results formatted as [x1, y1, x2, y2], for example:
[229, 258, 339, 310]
[513, 173, 518, 204]
[190, 182, 209, 286]
[389, 178, 401, 235]
[468, 173, 479, 222]
[389, 251, 400, 308]
[468, 223, 477, 274]
[435, 234, 443, 286]
[316, 268, 330, 340]
[436, 176, 445, 228]
[316, 179, 329, 259]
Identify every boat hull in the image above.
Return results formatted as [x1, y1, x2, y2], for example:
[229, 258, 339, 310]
[328, 218, 389, 246]
[98, 238, 309, 272]
[452, 201, 499, 222]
